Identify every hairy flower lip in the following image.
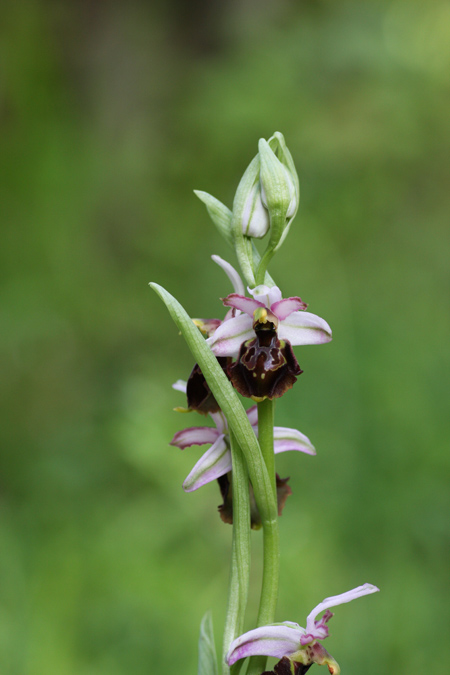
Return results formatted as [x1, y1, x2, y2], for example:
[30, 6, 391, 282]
[227, 328, 303, 401]
[226, 583, 379, 666]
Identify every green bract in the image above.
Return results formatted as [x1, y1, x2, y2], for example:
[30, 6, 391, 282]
[193, 190, 234, 249]
[198, 612, 218, 675]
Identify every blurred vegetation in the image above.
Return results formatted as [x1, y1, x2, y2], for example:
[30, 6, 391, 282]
[1, 0, 449, 673]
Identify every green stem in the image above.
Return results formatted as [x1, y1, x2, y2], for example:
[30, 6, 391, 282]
[150, 285, 280, 674]
[257, 398, 276, 495]
[255, 248, 275, 285]
[222, 433, 251, 675]
[246, 399, 278, 675]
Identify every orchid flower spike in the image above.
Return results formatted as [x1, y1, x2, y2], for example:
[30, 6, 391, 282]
[170, 381, 316, 492]
[226, 583, 379, 674]
[208, 284, 332, 359]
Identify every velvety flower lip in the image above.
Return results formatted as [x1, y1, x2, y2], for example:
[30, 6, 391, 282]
[227, 327, 302, 401]
[208, 284, 332, 358]
[171, 383, 315, 492]
[226, 583, 379, 666]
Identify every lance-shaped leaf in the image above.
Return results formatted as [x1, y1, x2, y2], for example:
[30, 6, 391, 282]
[198, 611, 218, 675]
[149, 282, 278, 527]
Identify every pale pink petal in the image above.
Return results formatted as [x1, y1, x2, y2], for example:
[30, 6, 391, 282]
[211, 255, 246, 296]
[305, 584, 380, 636]
[300, 612, 333, 646]
[246, 405, 258, 427]
[182, 436, 230, 492]
[222, 293, 264, 317]
[266, 286, 283, 307]
[278, 311, 332, 346]
[227, 623, 305, 665]
[172, 380, 187, 394]
[223, 308, 235, 322]
[207, 314, 254, 358]
[170, 426, 220, 449]
[271, 296, 308, 320]
[273, 427, 316, 456]
[309, 610, 333, 640]
[249, 284, 282, 308]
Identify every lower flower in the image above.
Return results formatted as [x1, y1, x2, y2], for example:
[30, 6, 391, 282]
[226, 584, 379, 674]
[185, 357, 231, 415]
[170, 381, 316, 493]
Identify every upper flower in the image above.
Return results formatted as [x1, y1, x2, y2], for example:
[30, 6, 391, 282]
[207, 284, 332, 358]
[226, 583, 379, 674]
[170, 381, 316, 492]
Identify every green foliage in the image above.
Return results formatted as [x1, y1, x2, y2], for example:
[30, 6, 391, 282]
[198, 612, 218, 675]
[1, 1, 449, 674]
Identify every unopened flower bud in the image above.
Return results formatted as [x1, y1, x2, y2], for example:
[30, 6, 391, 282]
[230, 132, 300, 285]
[241, 180, 270, 238]
[260, 164, 297, 219]
[257, 137, 299, 253]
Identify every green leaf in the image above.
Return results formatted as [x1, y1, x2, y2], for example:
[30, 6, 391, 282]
[198, 611, 218, 675]
[149, 282, 277, 526]
[194, 190, 234, 248]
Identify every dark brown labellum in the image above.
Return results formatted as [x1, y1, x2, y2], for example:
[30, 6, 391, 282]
[186, 357, 231, 414]
[262, 657, 312, 675]
[228, 325, 302, 401]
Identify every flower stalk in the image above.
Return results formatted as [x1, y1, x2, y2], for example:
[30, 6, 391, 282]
[221, 431, 251, 675]
[151, 132, 379, 675]
[257, 398, 276, 495]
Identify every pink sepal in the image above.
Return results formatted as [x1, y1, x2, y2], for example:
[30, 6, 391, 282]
[271, 296, 308, 320]
[222, 293, 264, 317]
[170, 426, 220, 449]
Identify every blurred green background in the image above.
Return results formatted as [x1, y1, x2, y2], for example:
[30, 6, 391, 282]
[1, 1, 449, 673]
